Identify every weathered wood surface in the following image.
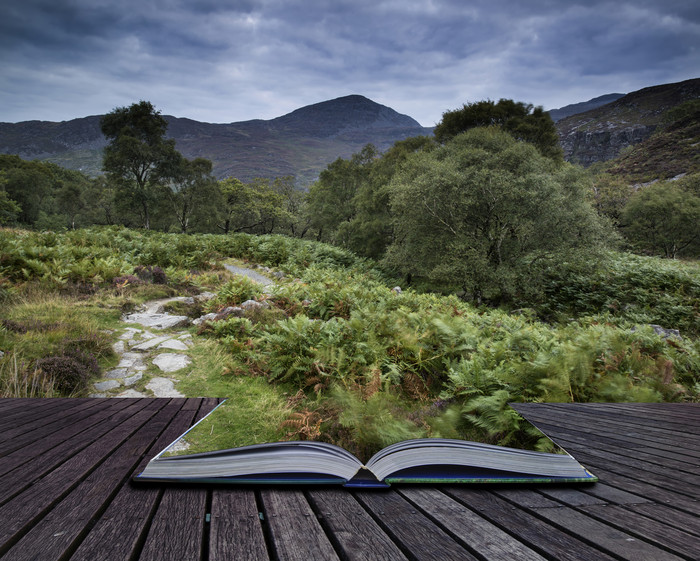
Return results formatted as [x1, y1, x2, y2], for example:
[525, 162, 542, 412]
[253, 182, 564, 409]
[0, 400, 697, 560]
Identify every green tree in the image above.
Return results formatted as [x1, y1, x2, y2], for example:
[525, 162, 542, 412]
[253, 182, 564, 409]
[385, 128, 615, 303]
[342, 136, 435, 258]
[306, 144, 378, 243]
[217, 177, 290, 234]
[621, 182, 700, 258]
[160, 154, 219, 233]
[0, 173, 22, 225]
[590, 173, 635, 226]
[100, 101, 177, 229]
[434, 99, 563, 160]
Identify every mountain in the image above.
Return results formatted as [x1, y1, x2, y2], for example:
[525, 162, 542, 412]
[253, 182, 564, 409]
[548, 93, 625, 122]
[0, 95, 431, 185]
[555, 78, 700, 166]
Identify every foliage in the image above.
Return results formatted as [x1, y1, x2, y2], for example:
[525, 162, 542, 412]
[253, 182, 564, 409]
[621, 181, 700, 258]
[537, 252, 700, 337]
[101, 101, 181, 230]
[206, 275, 264, 310]
[433, 99, 563, 160]
[384, 128, 617, 304]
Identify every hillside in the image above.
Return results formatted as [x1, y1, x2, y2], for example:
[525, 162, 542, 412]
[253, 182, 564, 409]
[556, 78, 700, 166]
[548, 93, 625, 122]
[603, 101, 700, 183]
[0, 95, 431, 185]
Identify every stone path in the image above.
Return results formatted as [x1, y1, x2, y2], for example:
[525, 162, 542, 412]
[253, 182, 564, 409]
[90, 263, 280, 398]
[89, 294, 213, 398]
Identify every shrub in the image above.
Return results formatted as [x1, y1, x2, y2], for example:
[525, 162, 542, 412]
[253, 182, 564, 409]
[35, 355, 91, 395]
[134, 265, 167, 284]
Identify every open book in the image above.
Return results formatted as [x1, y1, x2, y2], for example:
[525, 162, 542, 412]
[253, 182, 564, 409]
[134, 403, 597, 487]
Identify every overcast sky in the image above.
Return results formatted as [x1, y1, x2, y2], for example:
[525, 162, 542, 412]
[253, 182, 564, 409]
[2, 0, 699, 127]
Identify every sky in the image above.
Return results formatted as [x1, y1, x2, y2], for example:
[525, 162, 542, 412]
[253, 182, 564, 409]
[1, 0, 699, 127]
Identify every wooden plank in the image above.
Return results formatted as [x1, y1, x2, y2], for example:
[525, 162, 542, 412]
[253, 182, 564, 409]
[0, 398, 149, 504]
[0, 399, 173, 558]
[572, 483, 651, 506]
[568, 464, 700, 516]
[515, 405, 700, 458]
[70, 399, 218, 561]
[209, 490, 270, 561]
[354, 490, 478, 561]
[307, 488, 409, 561]
[139, 488, 207, 561]
[533, 505, 686, 561]
[444, 488, 618, 561]
[399, 487, 548, 560]
[138, 399, 221, 560]
[260, 489, 340, 561]
[628, 503, 700, 538]
[519, 414, 700, 467]
[0, 398, 105, 453]
[578, 504, 700, 559]
[0, 397, 136, 478]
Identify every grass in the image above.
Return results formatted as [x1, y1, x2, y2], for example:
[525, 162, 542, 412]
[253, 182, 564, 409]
[167, 379, 292, 455]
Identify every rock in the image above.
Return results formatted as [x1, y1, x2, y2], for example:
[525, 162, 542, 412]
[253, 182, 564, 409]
[241, 299, 267, 311]
[650, 325, 682, 340]
[215, 307, 244, 320]
[195, 291, 217, 301]
[104, 367, 129, 379]
[119, 328, 142, 341]
[273, 271, 285, 280]
[94, 380, 121, 391]
[158, 339, 189, 351]
[146, 377, 184, 398]
[116, 352, 146, 370]
[631, 324, 682, 340]
[153, 353, 191, 373]
[392, 286, 402, 294]
[193, 312, 218, 326]
[89, 393, 107, 398]
[132, 336, 171, 351]
[123, 312, 190, 330]
[123, 373, 143, 386]
[116, 389, 147, 398]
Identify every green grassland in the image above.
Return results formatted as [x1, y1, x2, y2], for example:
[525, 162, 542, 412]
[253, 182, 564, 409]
[1, 227, 698, 459]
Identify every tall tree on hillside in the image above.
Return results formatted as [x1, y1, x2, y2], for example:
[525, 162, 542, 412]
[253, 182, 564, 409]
[100, 101, 177, 229]
[385, 128, 615, 304]
[434, 99, 563, 160]
[160, 153, 219, 233]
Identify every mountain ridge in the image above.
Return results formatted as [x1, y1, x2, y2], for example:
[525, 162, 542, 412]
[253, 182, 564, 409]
[0, 95, 431, 185]
[556, 78, 700, 166]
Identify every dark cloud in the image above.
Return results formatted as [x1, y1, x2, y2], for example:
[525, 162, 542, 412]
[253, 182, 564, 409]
[1, 0, 698, 125]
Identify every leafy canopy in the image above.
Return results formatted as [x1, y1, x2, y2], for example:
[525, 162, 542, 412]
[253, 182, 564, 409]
[434, 99, 563, 160]
[385, 127, 616, 304]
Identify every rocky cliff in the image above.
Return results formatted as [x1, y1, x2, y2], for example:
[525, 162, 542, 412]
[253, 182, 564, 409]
[556, 78, 700, 166]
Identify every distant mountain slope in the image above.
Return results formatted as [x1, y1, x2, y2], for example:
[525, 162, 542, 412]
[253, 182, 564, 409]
[0, 95, 431, 185]
[548, 93, 625, 122]
[555, 78, 700, 166]
[603, 101, 700, 183]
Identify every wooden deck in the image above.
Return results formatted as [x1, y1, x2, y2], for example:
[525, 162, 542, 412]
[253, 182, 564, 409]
[0, 399, 697, 560]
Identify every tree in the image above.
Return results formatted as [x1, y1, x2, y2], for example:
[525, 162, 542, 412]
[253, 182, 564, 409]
[0, 172, 21, 225]
[160, 154, 218, 233]
[621, 182, 700, 258]
[306, 144, 378, 243]
[100, 101, 177, 229]
[217, 177, 290, 235]
[384, 128, 615, 304]
[433, 99, 563, 160]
